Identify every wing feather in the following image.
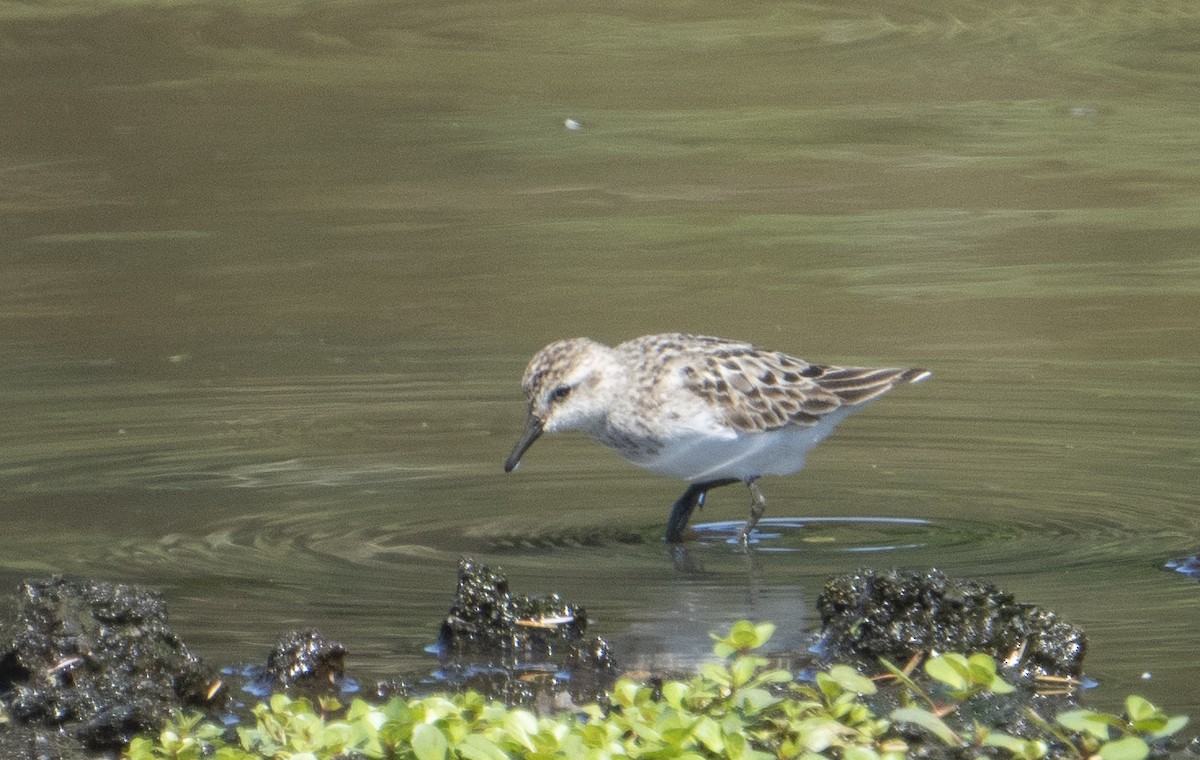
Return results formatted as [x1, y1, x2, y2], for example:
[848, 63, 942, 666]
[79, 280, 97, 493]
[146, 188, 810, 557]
[646, 334, 927, 433]
[618, 333, 927, 434]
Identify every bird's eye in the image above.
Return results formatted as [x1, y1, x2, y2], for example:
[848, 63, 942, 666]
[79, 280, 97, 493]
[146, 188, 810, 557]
[550, 385, 572, 401]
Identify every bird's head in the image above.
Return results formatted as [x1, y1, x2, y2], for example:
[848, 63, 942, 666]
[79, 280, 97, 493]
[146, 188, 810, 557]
[503, 338, 618, 472]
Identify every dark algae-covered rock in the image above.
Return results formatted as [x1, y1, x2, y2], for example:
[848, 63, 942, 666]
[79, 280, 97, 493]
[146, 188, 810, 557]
[264, 629, 348, 690]
[815, 569, 1098, 754]
[817, 568, 1087, 678]
[223, 628, 367, 707]
[0, 577, 221, 753]
[438, 557, 611, 667]
[435, 557, 614, 705]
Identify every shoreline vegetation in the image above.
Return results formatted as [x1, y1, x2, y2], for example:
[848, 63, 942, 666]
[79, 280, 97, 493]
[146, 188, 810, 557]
[128, 623, 1188, 760]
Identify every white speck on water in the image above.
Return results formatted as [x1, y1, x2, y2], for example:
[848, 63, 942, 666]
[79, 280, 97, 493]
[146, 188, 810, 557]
[564, 118, 582, 132]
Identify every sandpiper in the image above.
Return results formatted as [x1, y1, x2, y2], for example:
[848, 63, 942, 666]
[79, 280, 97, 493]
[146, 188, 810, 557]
[504, 333, 929, 543]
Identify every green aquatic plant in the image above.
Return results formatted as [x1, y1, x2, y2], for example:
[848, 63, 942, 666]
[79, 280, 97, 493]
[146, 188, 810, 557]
[1046, 695, 1190, 760]
[124, 621, 1188, 760]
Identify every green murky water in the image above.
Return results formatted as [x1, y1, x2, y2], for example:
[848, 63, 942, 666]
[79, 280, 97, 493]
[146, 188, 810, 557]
[3, 0, 1199, 714]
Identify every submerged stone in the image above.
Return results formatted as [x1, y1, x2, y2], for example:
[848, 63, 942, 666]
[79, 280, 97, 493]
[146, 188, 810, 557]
[817, 568, 1086, 678]
[0, 576, 221, 752]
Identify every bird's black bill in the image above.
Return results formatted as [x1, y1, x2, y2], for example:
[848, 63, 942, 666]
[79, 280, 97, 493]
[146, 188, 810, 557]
[503, 414, 544, 472]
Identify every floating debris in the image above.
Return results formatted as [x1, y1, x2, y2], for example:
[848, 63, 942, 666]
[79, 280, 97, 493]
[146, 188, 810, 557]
[1166, 554, 1200, 578]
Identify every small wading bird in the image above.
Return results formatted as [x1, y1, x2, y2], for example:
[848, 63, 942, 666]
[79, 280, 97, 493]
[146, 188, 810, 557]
[504, 333, 929, 544]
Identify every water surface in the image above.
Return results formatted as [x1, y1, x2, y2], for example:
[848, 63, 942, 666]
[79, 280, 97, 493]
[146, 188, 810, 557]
[2, 0, 1199, 715]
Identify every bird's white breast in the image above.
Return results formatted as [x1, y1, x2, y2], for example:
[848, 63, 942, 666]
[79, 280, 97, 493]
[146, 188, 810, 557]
[604, 407, 857, 483]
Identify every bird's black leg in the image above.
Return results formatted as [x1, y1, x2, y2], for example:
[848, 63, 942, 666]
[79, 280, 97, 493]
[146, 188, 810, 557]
[663, 478, 740, 543]
[740, 478, 768, 544]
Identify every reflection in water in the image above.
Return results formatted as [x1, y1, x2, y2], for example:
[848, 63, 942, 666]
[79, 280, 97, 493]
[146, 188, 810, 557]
[2, 0, 1200, 715]
[617, 580, 810, 672]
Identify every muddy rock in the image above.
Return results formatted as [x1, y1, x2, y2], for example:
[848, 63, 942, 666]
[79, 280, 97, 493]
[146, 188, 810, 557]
[817, 568, 1086, 677]
[0, 577, 220, 752]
